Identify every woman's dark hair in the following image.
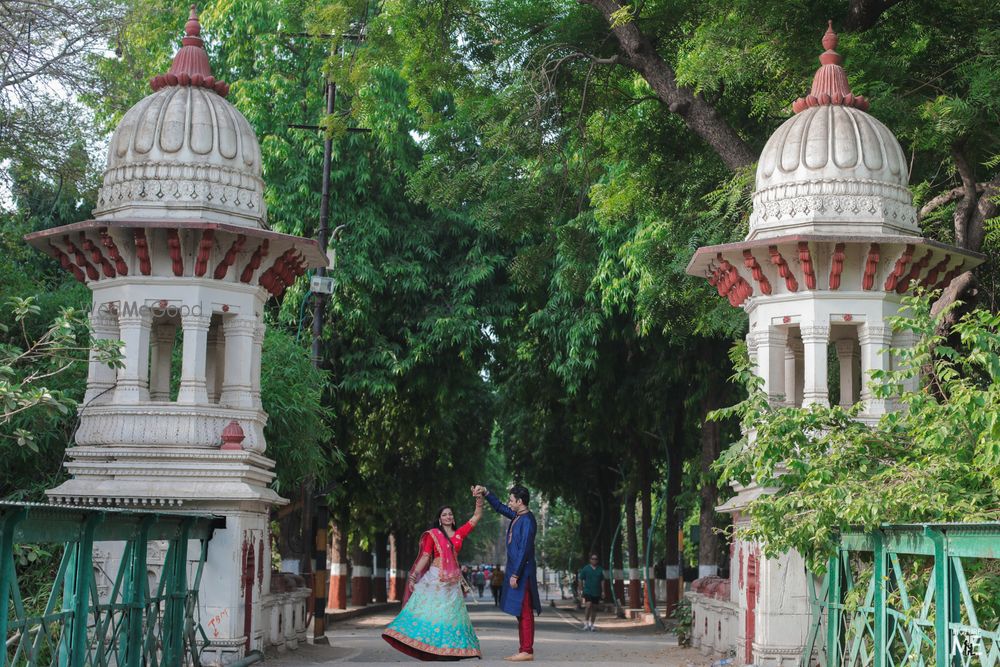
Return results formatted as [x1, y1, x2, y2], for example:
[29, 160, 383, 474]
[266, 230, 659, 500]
[509, 485, 530, 506]
[428, 504, 454, 532]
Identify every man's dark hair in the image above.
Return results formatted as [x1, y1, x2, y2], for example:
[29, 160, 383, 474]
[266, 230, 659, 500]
[509, 485, 530, 506]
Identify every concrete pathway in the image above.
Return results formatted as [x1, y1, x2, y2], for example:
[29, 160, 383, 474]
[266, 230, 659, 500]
[266, 595, 713, 666]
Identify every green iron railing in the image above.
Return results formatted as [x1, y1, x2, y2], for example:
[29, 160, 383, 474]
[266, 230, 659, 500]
[1, 502, 222, 666]
[803, 524, 1000, 667]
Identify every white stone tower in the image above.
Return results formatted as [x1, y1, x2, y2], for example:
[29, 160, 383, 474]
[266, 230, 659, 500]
[25, 6, 327, 663]
[686, 23, 983, 667]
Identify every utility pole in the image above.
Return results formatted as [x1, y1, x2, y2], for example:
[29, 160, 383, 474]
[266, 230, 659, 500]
[290, 75, 370, 645]
[312, 79, 334, 366]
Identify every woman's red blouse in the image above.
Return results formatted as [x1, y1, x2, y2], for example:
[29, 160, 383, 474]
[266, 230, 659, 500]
[420, 522, 474, 556]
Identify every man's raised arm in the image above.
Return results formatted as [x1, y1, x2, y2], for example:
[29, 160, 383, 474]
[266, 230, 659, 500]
[476, 486, 516, 520]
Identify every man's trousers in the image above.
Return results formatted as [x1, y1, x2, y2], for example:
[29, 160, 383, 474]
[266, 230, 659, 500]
[517, 589, 534, 654]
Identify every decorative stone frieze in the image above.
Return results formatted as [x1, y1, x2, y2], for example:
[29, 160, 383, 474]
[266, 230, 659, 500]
[75, 403, 267, 452]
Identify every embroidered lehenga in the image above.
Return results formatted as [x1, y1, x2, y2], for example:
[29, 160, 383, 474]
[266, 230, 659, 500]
[382, 524, 482, 660]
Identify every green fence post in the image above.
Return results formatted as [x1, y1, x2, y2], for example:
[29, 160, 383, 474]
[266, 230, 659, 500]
[827, 552, 841, 667]
[67, 513, 102, 667]
[0, 508, 28, 667]
[162, 518, 191, 665]
[122, 516, 154, 667]
[925, 526, 949, 667]
[873, 530, 886, 667]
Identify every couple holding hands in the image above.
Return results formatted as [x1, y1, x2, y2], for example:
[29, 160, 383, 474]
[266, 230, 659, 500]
[382, 485, 540, 662]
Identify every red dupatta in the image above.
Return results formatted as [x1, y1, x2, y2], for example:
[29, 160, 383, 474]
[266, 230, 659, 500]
[404, 528, 463, 604]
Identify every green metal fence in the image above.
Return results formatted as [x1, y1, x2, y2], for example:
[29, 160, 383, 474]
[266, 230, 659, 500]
[803, 524, 1000, 667]
[1, 502, 222, 667]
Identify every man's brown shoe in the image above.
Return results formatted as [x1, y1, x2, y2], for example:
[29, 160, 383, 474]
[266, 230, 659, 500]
[504, 653, 534, 661]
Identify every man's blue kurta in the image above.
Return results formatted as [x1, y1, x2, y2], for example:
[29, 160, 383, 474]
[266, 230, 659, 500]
[485, 491, 541, 617]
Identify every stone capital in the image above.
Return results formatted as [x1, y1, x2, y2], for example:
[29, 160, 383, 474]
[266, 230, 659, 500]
[799, 324, 830, 343]
[223, 317, 257, 335]
[181, 313, 212, 331]
[834, 339, 858, 357]
[118, 311, 152, 328]
[859, 325, 894, 345]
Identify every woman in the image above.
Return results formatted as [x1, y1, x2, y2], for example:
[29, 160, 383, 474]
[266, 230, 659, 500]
[382, 494, 483, 660]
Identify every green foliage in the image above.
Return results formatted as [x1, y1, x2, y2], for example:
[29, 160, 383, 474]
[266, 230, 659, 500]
[0, 296, 122, 451]
[673, 597, 694, 647]
[259, 326, 339, 494]
[714, 294, 1000, 574]
[537, 498, 582, 571]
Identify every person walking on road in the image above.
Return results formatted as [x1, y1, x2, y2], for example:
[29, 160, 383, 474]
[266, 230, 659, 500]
[578, 554, 605, 631]
[473, 567, 486, 598]
[490, 565, 504, 607]
[474, 484, 540, 662]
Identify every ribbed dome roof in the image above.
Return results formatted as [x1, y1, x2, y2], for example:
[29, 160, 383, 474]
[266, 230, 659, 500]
[94, 6, 266, 228]
[747, 24, 917, 240]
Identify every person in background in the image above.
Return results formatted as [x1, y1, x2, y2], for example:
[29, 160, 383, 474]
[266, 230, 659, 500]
[577, 554, 605, 631]
[473, 567, 486, 597]
[490, 564, 504, 607]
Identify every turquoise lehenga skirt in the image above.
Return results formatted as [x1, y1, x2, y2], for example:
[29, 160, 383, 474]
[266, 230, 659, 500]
[383, 566, 482, 660]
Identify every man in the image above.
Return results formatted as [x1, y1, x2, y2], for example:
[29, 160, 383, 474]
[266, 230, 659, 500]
[473, 567, 486, 597]
[490, 564, 504, 607]
[474, 484, 540, 662]
[577, 554, 605, 631]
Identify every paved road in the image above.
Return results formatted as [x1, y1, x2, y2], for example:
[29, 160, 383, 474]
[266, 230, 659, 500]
[267, 597, 712, 666]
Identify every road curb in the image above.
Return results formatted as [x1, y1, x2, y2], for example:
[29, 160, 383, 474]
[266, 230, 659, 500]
[324, 601, 400, 623]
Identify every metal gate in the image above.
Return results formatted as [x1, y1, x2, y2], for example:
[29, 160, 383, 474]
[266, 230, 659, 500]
[802, 524, 1000, 667]
[1, 502, 221, 666]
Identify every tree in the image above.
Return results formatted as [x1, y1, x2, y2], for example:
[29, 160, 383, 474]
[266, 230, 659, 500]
[0, 0, 124, 188]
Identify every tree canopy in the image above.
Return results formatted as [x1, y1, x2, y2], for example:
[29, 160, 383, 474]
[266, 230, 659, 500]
[1, 0, 998, 575]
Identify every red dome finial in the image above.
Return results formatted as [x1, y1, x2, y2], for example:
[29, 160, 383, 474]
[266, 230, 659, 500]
[791, 22, 868, 114]
[822, 20, 837, 51]
[185, 5, 201, 39]
[149, 4, 230, 97]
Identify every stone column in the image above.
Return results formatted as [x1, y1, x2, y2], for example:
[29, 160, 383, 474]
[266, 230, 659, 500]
[114, 310, 152, 403]
[176, 312, 211, 404]
[835, 338, 859, 408]
[84, 310, 120, 405]
[746, 330, 760, 372]
[148, 322, 176, 401]
[250, 321, 266, 409]
[783, 337, 804, 407]
[894, 330, 920, 394]
[860, 324, 894, 415]
[756, 327, 788, 405]
[206, 322, 225, 403]
[220, 317, 256, 408]
[800, 324, 830, 406]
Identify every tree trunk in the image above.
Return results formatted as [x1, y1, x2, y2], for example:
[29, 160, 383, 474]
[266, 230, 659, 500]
[387, 532, 402, 602]
[611, 502, 626, 610]
[373, 532, 388, 603]
[276, 494, 306, 573]
[641, 477, 653, 612]
[844, 0, 905, 31]
[625, 490, 641, 610]
[578, 0, 755, 171]
[664, 407, 685, 617]
[350, 538, 372, 607]
[326, 515, 348, 610]
[698, 390, 723, 578]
